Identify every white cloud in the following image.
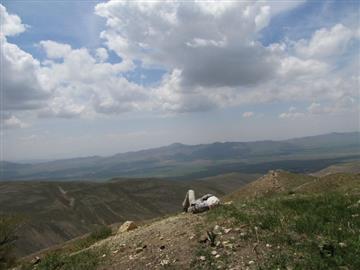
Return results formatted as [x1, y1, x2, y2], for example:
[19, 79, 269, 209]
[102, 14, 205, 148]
[39, 40, 72, 59]
[307, 102, 323, 114]
[0, 4, 26, 37]
[242, 111, 254, 118]
[1, 113, 28, 129]
[1, 1, 358, 121]
[295, 24, 354, 59]
[1, 36, 49, 110]
[37, 41, 147, 116]
[279, 107, 305, 119]
[95, 48, 109, 62]
[95, 0, 300, 89]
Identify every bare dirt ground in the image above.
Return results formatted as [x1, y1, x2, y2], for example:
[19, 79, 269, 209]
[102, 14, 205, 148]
[96, 213, 204, 269]
[92, 210, 262, 270]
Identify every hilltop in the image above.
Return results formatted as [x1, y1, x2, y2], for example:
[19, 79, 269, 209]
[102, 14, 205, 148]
[15, 170, 360, 270]
[311, 161, 360, 177]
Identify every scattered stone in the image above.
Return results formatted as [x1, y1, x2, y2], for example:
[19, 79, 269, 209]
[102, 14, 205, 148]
[135, 247, 143, 253]
[189, 235, 195, 240]
[160, 236, 164, 240]
[112, 250, 119, 254]
[160, 259, 170, 266]
[118, 221, 137, 233]
[339, 242, 347, 248]
[266, 243, 272, 248]
[31, 256, 41, 265]
[224, 201, 233, 205]
[247, 260, 255, 265]
[234, 227, 241, 232]
[240, 232, 247, 237]
[199, 233, 209, 243]
[102, 254, 106, 258]
[211, 250, 218, 256]
[215, 254, 221, 259]
[224, 228, 232, 234]
[199, 256, 206, 261]
[214, 225, 220, 231]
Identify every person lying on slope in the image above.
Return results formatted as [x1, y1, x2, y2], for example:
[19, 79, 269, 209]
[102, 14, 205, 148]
[182, 189, 220, 213]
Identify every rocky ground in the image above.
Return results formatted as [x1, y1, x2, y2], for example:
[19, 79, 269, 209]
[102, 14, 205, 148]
[91, 207, 263, 270]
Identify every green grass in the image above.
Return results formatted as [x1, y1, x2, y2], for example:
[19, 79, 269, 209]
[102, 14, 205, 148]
[71, 225, 112, 252]
[18, 226, 111, 270]
[206, 193, 360, 269]
[20, 247, 108, 270]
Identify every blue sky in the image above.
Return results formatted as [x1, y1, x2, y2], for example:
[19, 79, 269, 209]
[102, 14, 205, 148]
[1, 0, 359, 160]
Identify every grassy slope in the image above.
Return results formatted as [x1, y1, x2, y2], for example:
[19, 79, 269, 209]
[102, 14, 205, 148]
[200, 171, 360, 269]
[17, 171, 360, 270]
[311, 161, 360, 177]
[0, 173, 257, 257]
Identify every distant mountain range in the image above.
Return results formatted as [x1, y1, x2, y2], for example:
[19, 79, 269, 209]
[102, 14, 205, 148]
[1, 132, 359, 181]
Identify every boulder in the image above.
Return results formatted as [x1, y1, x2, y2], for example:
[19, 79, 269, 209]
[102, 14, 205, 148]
[117, 221, 137, 233]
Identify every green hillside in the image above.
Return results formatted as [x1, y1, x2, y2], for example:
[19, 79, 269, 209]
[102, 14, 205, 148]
[11, 171, 360, 270]
[0, 173, 257, 257]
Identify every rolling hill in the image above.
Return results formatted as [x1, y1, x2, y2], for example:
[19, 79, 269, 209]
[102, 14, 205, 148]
[1, 132, 359, 181]
[14, 170, 360, 270]
[0, 173, 258, 257]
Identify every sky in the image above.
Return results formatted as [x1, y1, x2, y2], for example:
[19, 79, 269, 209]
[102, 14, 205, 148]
[0, 0, 359, 161]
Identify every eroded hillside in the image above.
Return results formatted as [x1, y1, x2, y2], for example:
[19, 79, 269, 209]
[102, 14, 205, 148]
[16, 170, 360, 270]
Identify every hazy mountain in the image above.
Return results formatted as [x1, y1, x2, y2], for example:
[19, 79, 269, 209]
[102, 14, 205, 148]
[1, 132, 359, 181]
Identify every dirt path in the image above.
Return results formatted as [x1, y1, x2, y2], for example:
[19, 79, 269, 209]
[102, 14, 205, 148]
[97, 213, 205, 269]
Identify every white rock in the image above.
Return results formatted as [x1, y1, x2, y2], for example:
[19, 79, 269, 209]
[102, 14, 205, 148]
[117, 221, 137, 233]
[160, 259, 170, 266]
[339, 242, 347, 247]
[199, 256, 206, 261]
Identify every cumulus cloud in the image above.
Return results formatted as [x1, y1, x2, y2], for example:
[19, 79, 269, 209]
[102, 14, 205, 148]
[242, 111, 254, 118]
[39, 40, 72, 59]
[1, 1, 358, 121]
[295, 24, 355, 59]
[95, 0, 301, 88]
[37, 41, 147, 117]
[1, 36, 49, 110]
[93, 0, 358, 114]
[279, 106, 305, 119]
[1, 113, 28, 129]
[1, 5, 49, 112]
[95, 48, 109, 62]
[0, 4, 26, 36]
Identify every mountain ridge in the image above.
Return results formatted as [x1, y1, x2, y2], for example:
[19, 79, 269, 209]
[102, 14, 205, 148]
[1, 132, 359, 181]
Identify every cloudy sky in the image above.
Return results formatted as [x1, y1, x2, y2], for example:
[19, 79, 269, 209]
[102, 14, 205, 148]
[1, 0, 359, 161]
